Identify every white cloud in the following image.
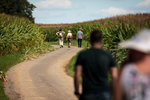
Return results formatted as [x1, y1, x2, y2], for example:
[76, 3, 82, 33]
[136, 0, 150, 7]
[93, 7, 135, 16]
[35, 0, 72, 9]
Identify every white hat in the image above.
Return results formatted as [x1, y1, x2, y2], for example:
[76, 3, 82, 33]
[119, 29, 150, 53]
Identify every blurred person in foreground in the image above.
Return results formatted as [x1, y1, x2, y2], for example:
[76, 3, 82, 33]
[74, 30, 118, 100]
[76, 28, 83, 48]
[117, 29, 150, 100]
[56, 29, 65, 48]
[66, 30, 73, 48]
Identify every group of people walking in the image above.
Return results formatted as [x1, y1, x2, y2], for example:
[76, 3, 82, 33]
[74, 29, 150, 100]
[57, 28, 150, 100]
[56, 28, 84, 48]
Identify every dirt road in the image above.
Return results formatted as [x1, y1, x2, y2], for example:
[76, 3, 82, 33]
[4, 45, 82, 100]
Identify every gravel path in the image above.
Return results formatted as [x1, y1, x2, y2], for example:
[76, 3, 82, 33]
[4, 45, 82, 100]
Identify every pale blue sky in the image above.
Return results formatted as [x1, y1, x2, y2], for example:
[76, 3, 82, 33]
[28, 0, 150, 24]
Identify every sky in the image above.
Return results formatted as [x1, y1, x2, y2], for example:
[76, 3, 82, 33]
[28, 0, 150, 24]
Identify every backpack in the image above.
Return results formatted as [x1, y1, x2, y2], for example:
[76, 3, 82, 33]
[68, 33, 72, 38]
[59, 31, 63, 38]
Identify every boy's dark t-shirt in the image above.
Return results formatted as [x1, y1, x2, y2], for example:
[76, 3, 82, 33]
[75, 48, 116, 94]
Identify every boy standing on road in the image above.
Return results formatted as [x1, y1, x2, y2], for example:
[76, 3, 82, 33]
[74, 30, 118, 100]
[76, 28, 83, 48]
[56, 29, 65, 48]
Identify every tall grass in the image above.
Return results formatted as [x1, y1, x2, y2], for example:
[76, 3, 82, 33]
[0, 14, 45, 56]
[40, 13, 150, 67]
[0, 14, 55, 100]
[0, 52, 23, 100]
[40, 13, 150, 41]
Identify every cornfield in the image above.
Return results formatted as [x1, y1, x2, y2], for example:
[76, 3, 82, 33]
[0, 14, 45, 56]
[40, 13, 150, 67]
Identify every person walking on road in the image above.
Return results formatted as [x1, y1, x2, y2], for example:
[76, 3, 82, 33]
[56, 29, 65, 48]
[66, 30, 73, 48]
[76, 28, 83, 48]
[74, 30, 118, 100]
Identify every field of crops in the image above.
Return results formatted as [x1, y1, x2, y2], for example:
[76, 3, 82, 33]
[0, 14, 55, 100]
[1, 13, 150, 69]
[36, 23, 71, 28]
[0, 13, 45, 56]
[40, 13, 150, 67]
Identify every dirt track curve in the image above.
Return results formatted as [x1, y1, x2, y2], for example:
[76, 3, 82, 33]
[4, 45, 82, 100]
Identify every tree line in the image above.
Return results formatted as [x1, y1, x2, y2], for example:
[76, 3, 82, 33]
[0, 0, 36, 23]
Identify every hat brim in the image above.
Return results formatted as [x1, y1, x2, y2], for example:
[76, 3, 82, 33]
[119, 40, 150, 53]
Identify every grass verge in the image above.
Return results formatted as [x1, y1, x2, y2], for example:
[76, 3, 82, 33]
[0, 52, 23, 100]
[67, 49, 86, 77]
[67, 55, 77, 77]
[0, 42, 54, 100]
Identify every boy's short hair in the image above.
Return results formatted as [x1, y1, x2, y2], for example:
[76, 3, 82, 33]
[90, 30, 103, 45]
[59, 29, 62, 31]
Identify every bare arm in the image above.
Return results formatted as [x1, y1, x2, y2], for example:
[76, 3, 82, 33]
[74, 65, 82, 98]
[56, 32, 59, 36]
[76, 35, 78, 40]
[116, 77, 123, 100]
[110, 67, 119, 100]
[116, 70, 123, 100]
[82, 35, 84, 40]
[63, 31, 65, 34]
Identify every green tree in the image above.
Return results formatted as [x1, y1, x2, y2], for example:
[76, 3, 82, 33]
[0, 0, 36, 23]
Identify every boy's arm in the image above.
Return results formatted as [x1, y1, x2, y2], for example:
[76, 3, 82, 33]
[74, 65, 82, 98]
[110, 67, 118, 100]
[63, 31, 65, 34]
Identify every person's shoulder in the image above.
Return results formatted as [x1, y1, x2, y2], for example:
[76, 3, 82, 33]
[100, 49, 113, 57]
[78, 49, 88, 56]
[78, 50, 85, 55]
[121, 63, 135, 77]
[123, 63, 134, 71]
[100, 49, 110, 54]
